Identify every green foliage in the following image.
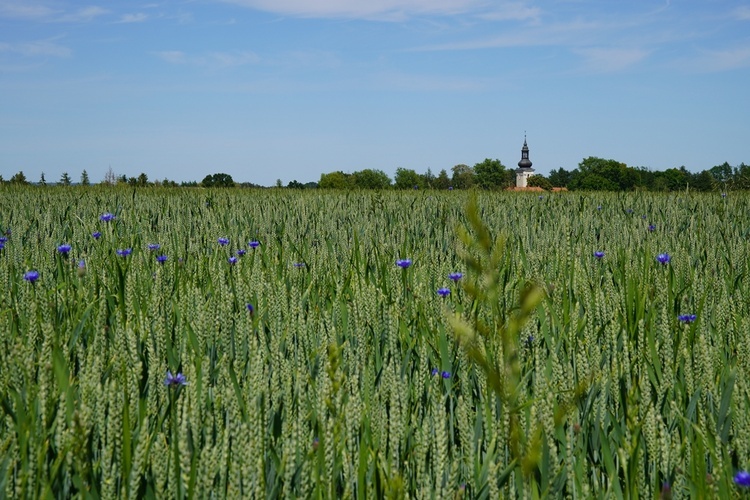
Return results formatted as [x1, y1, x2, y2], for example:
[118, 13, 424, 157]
[319, 170, 352, 189]
[451, 164, 474, 189]
[351, 169, 392, 189]
[80, 170, 90, 186]
[548, 168, 572, 188]
[473, 158, 510, 189]
[394, 167, 424, 189]
[526, 174, 553, 190]
[9, 171, 29, 185]
[434, 169, 451, 189]
[201, 172, 235, 187]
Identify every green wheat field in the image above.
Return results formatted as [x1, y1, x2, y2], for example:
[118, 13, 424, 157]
[1, 186, 749, 499]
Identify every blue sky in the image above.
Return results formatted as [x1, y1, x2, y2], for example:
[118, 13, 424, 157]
[1, 0, 749, 186]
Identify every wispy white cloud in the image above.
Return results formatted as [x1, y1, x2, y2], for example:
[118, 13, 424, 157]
[368, 70, 491, 91]
[410, 19, 601, 51]
[686, 45, 750, 72]
[217, 0, 491, 21]
[0, 1, 107, 22]
[56, 6, 108, 23]
[733, 6, 750, 21]
[573, 47, 650, 72]
[0, 0, 56, 20]
[0, 38, 71, 57]
[478, 2, 541, 22]
[154, 50, 260, 68]
[118, 12, 149, 23]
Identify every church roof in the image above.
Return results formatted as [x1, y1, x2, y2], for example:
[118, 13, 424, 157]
[517, 136, 533, 169]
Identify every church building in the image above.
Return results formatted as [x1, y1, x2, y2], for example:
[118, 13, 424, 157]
[515, 136, 535, 188]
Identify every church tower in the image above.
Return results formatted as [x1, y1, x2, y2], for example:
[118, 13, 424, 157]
[515, 135, 535, 188]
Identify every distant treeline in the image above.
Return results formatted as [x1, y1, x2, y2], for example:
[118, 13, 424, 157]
[3, 157, 748, 191]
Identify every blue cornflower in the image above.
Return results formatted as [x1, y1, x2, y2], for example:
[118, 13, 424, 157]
[57, 244, 72, 255]
[92, 231, 101, 239]
[597, 205, 602, 210]
[156, 254, 168, 264]
[236, 249, 246, 256]
[148, 243, 160, 251]
[722, 192, 727, 198]
[0, 242, 4, 251]
[431, 368, 439, 376]
[734, 471, 750, 487]
[661, 482, 671, 497]
[0, 237, 7, 243]
[293, 262, 306, 268]
[396, 259, 412, 269]
[449, 272, 463, 282]
[24, 270, 39, 283]
[117, 248, 132, 257]
[538, 195, 544, 200]
[248, 240, 260, 249]
[656, 253, 671, 265]
[448, 186, 453, 190]
[246, 303, 254, 314]
[100, 212, 115, 222]
[437, 288, 451, 297]
[77, 260, 86, 277]
[164, 371, 187, 387]
[218, 237, 229, 246]
[441, 371, 451, 379]
[594, 251, 605, 259]
[678, 314, 697, 323]
[626, 208, 634, 213]
[648, 224, 656, 232]
[228, 256, 238, 265]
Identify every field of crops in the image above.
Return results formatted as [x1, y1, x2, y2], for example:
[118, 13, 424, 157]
[1, 186, 749, 498]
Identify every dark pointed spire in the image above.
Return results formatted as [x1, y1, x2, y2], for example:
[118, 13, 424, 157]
[517, 135, 532, 169]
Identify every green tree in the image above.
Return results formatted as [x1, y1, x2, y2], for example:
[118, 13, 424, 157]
[434, 169, 451, 189]
[451, 164, 474, 189]
[352, 169, 391, 189]
[81, 170, 90, 186]
[394, 168, 424, 189]
[103, 166, 117, 185]
[662, 167, 690, 191]
[709, 162, 733, 186]
[319, 171, 352, 189]
[137, 172, 149, 187]
[39, 173, 46, 186]
[691, 170, 716, 192]
[577, 157, 636, 190]
[474, 158, 509, 189]
[527, 174, 553, 190]
[569, 173, 619, 191]
[422, 168, 435, 188]
[287, 180, 305, 189]
[10, 171, 29, 185]
[548, 168, 572, 188]
[201, 173, 235, 187]
[60, 172, 72, 186]
[733, 163, 750, 190]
